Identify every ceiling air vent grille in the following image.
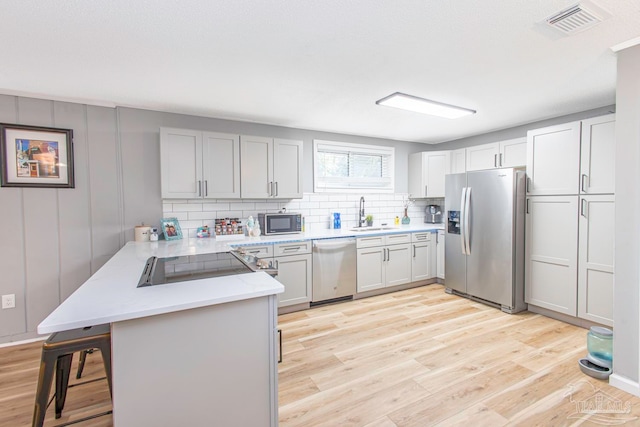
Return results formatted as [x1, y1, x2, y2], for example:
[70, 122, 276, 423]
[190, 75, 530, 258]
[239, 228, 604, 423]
[545, 1, 611, 35]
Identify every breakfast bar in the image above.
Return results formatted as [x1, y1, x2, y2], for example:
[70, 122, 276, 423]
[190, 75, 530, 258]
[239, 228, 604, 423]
[38, 240, 284, 426]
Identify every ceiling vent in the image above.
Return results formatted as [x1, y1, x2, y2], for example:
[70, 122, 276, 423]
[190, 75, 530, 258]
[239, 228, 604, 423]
[545, 1, 611, 35]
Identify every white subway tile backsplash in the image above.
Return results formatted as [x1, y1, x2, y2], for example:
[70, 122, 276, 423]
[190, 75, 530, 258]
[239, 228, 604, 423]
[162, 192, 436, 238]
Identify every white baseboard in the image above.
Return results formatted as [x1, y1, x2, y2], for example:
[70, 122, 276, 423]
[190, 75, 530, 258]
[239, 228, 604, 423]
[610, 373, 640, 397]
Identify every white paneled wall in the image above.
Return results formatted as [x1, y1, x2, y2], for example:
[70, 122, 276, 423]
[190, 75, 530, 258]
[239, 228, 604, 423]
[163, 193, 444, 240]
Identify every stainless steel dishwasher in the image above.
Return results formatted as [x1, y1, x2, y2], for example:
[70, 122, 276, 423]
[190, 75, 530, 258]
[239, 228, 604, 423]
[312, 237, 357, 304]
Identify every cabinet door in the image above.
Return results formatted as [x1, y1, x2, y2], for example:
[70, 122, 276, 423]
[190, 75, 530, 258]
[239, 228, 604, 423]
[425, 152, 450, 198]
[578, 195, 614, 326]
[202, 132, 240, 198]
[408, 152, 427, 197]
[525, 196, 578, 315]
[273, 139, 303, 198]
[437, 230, 445, 279]
[275, 253, 312, 307]
[386, 244, 412, 287]
[526, 122, 581, 195]
[240, 135, 273, 198]
[411, 241, 433, 281]
[357, 247, 385, 292]
[450, 148, 466, 174]
[466, 143, 499, 171]
[160, 128, 202, 198]
[499, 137, 527, 168]
[580, 114, 615, 195]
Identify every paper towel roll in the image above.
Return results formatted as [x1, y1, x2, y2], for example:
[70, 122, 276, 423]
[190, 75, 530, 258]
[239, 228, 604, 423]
[135, 225, 151, 242]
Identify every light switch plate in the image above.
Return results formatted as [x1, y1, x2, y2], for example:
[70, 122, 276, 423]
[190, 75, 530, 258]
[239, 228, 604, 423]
[2, 294, 16, 309]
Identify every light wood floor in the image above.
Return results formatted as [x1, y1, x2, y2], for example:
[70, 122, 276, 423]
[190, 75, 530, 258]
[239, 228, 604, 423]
[2, 284, 640, 426]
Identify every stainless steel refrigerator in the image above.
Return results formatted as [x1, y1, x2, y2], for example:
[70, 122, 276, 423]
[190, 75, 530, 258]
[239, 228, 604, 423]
[444, 168, 526, 313]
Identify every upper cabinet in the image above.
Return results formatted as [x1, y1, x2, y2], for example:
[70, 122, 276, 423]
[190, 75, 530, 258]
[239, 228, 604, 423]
[465, 137, 527, 172]
[240, 136, 303, 199]
[450, 148, 466, 174]
[526, 121, 582, 195]
[160, 128, 240, 199]
[580, 114, 616, 195]
[408, 151, 451, 198]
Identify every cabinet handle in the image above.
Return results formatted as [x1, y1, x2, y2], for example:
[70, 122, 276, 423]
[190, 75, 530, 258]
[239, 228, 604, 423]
[275, 182, 279, 197]
[526, 199, 530, 214]
[198, 180, 202, 197]
[382, 248, 386, 262]
[581, 199, 587, 218]
[424, 185, 427, 197]
[277, 328, 283, 364]
[204, 180, 208, 197]
[283, 246, 301, 252]
[526, 177, 531, 193]
[581, 174, 588, 192]
[494, 154, 498, 168]
[275, 259, 279, 269]
[413, 244, 416, 258]
[387, 248, 391, 262]
[499, 153, 503, 167]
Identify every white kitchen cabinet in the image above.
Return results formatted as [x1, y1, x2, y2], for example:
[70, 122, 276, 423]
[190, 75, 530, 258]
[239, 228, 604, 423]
[450, 148, 466, 174]
[160, 128, 240, 199]
[465, 138, 527, 172]
[408, 151, 451, 198]
[436, 230, 445, 279]
[526, 121, 581, 196]
[356, 234, 412, 292]
[577, 195, 615, 326]
[240, 135, 303, 199]
[273, 241, 312, 307]
[580, 114, 615, 195]
[525, 196, 579, 316]
[411, 232, 436, 282]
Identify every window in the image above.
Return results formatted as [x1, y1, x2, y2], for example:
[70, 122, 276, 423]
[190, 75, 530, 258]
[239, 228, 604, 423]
[314, 140, 395, 192]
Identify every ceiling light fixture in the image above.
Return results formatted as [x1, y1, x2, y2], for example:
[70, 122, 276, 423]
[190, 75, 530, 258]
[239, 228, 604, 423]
[376, 92, 476, 119]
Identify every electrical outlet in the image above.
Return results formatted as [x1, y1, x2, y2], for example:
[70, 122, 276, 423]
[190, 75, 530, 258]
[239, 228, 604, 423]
[2, 294, 16, 309]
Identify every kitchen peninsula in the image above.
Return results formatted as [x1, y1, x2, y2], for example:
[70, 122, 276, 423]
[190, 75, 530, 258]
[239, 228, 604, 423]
[38, 239, 284, 426]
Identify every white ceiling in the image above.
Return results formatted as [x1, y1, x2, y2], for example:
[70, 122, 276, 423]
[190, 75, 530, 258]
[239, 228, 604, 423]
[1, 1, 639, 144]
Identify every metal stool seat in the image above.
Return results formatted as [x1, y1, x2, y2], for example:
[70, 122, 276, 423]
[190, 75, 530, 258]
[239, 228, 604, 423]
[32, 324, 112, 427]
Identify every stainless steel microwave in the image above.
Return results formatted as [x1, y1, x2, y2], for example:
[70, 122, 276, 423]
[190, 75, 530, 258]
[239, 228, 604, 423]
[258, 213, 302, 235]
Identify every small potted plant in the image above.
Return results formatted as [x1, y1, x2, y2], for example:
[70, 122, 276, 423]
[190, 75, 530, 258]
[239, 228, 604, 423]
[365, 214, 374, 227]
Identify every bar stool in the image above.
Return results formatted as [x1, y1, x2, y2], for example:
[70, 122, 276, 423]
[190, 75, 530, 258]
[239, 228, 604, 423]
[32, 324, 112, 427]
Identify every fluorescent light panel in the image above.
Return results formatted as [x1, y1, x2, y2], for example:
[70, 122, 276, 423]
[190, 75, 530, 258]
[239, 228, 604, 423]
[376, 92, 476, 119]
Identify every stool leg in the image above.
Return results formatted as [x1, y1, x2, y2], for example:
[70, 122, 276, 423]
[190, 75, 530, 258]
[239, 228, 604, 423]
[76, 349, 88, 379]
[97, 342, 113, 398]
[55, 353, 73, 419]
[32, 351, 56, 427]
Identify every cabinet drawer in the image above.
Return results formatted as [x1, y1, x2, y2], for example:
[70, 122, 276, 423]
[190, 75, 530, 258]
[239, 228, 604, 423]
[411, 232, 432, 243]
[357, 236, 385, 248]
[385, 233, 411, 245]
[239, 245, 273, 258]
[274, 241, 312, 256]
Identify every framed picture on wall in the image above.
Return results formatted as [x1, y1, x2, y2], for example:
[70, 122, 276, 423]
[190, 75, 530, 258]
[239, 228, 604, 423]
[0, 123, 75, 188]
[161, 217, 183, 241]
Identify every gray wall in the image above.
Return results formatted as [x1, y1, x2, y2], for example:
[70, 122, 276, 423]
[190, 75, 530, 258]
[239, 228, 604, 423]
[0, 97, 426, 343]
[611, 43, 640, 393]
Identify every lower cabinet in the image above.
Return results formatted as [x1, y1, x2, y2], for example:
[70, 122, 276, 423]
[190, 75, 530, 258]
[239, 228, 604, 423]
[436, 230, 445, 279]
[577, 195, 614, 326]
[411, 232, 436, 282]
[239, 242, 312, 308]
[356, 234, 412, 292]
[525, 195, 614, 326]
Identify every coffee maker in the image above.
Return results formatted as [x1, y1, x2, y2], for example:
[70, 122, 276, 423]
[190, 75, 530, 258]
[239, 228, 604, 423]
[425, 205, 442, 223]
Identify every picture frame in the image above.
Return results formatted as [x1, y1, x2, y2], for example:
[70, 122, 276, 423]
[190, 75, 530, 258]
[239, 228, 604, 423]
[0, 123, 74, 188]
[161, 217, 183, 241]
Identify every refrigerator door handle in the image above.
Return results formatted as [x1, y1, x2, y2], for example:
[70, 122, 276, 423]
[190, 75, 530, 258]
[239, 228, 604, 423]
[460, 187, 467, 255]
[464, 187, 472, 255]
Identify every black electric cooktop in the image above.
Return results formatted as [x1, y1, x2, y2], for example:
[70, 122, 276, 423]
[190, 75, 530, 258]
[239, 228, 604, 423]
[138, 252, 256, 288]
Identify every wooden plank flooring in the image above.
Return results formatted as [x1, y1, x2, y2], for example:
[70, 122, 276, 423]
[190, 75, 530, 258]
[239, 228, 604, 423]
[2, 284, 640, 426]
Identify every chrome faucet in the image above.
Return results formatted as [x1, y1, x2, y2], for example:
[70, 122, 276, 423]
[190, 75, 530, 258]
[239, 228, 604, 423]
[359, 196, 366, 227]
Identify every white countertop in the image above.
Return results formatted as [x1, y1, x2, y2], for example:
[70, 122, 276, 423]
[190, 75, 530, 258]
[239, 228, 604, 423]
[37, 239, 285, 334]
[37, 223, 444, 334]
